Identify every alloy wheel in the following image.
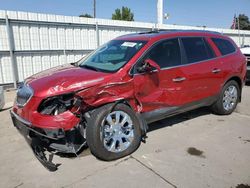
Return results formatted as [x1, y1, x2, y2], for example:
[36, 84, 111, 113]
[100, 111, 134, 153]
[222, 85, 238, 111]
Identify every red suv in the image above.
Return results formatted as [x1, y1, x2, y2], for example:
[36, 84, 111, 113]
[11, 30, 247, 170]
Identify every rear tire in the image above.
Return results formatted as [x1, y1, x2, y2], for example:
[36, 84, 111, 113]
[211, 80, 240, 115]
[86, 103, 142, 161]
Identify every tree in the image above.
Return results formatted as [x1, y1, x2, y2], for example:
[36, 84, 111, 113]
[112, 6, 134, 21]
[79, 13, 93, 18]
[236, 14, 250, 30]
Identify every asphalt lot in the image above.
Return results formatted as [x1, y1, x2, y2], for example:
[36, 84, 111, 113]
[0, 85, 250, 188]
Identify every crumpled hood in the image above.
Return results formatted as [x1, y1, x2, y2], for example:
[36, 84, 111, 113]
[26, 64, 110, 97]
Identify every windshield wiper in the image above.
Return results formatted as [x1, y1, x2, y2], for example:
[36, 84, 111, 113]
[79, 64, 100, 72]
[70, 62, 78, 67]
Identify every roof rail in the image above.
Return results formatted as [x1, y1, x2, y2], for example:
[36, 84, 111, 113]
[117, 29, 223, 39]
[138, 29, 222, 35]
[138, 30, 159, 34]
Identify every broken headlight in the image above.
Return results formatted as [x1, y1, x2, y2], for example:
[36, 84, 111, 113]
[38, 93, 81, 115]
[16, 83, 34, 107]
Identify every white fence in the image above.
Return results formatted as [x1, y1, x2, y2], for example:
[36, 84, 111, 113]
[1, 10, 250, 86]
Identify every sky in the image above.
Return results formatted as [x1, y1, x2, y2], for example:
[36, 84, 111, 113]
[0, 0, 250, 29]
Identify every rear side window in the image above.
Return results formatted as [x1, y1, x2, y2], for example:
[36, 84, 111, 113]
[211, 38, 236, 55]
[181, 37, 215, 64]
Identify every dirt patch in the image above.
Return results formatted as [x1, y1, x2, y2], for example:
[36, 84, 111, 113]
[238, 137, 250, 144]
[235, 184, 250, 188]
[155, 149, 162, 153]
[14, 182, 24, 188]
[217, 119, 225, 122]
[187, 147, 205, 158]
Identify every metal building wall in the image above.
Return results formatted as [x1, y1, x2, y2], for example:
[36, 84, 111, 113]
[0, 10, 250, 86]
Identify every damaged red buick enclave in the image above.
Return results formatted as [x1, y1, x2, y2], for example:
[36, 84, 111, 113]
[10, 30, 247, 171]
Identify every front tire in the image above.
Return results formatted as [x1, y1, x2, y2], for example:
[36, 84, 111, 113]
[211, 80, 240, 115]
[86, 103, 142, 161]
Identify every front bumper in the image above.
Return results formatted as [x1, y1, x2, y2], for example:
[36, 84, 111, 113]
[10, 110, 64, 171]
[10, 110, 65, 140]
[10, 110, 86, 171]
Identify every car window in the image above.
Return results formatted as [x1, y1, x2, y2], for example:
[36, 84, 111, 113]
[181, 37, 214, 64]
[79, 40, 146, 72]
[95, 46, 126, 63]
[211, 38, 236, 55]
[145, 38, 181, 68]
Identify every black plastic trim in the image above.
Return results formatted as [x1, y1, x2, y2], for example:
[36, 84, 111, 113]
[141, 95, 218, 124]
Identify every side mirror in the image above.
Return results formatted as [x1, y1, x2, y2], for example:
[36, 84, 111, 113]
[137, 59, 160, 73]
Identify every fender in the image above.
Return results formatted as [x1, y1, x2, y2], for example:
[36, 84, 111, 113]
[222, 75, 243, 102]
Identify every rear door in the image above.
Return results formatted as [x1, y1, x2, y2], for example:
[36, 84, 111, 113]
[179, 37, 219, 102]
[210, 37, 239, 89]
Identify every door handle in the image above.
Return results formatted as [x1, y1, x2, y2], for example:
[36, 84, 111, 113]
[172, 77, 186, 82]
[212, 68, 221, 74]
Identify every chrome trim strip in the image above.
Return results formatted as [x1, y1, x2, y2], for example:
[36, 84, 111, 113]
[159, 55, 219, 71]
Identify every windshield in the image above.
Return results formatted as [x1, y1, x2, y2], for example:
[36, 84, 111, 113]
[79, 40, 147, 72]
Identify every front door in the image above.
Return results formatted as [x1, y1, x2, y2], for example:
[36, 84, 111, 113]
[133, 38, 189, 116]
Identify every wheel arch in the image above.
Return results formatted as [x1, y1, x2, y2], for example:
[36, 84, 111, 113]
[109, 99, 148, 139]
[224, 76, 243, 102]
[84, 99, 148, 140]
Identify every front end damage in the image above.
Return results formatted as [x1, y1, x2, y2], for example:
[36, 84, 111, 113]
[11, 79, 148, 171]
[10, 109, 87, 171]
[11, 90, 89, 171]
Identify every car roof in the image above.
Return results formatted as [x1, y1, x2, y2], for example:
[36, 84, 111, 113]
[116, 29, 225, 41]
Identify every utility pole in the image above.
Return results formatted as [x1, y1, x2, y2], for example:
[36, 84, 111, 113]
[5, 15, 18, 89]
[93, 0, 96, 18]
[157, 0, 163, 27]
[237, 15, 241, 47]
